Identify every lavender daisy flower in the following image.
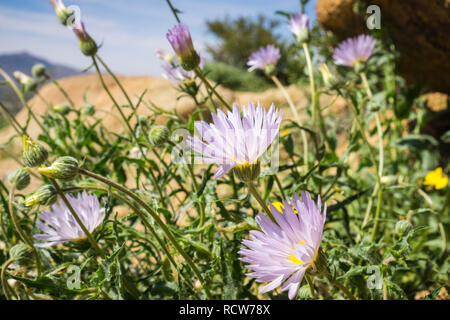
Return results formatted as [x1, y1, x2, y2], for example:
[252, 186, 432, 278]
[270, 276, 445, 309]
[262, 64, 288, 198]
[247, 45, 281, 74]
[166, 23, 200, 71]
[288, 13, 309, 43]
[239, 192, 327, 300]
[333, 35, 376, 67]
[187, 102, 281, 180]
[34, 191, 105, 247]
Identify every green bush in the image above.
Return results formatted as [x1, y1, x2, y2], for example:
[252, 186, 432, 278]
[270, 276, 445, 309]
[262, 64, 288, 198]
[203, 61, 272, 92]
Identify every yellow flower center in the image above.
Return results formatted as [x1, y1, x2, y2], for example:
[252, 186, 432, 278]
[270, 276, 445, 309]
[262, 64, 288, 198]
[268, 201, 298, 214]
[288, 240, 307, 265]
[424, 167, 448, 190]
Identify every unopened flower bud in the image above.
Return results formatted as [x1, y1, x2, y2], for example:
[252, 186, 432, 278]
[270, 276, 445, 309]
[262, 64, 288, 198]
[53, 103, 71, 115]
[49, 0, 74, 26]
[81, 103, 95, 116]
[8, 169, 31, 190]
[38, 156, 79, 181]
[233, 161, 260, 182]
[148, 125, 169, 147]
[395, 220, 413, 237]
[166, 23, 200, 71]
[319, 64, 337, 89]
[22, 136, 49, 168]
[380, 175, 397, 185]
[13, 71, 37, 92]
[31, 63, 46, 78]
[25, 185, 57, 207]
[72, 22, 98, 56]
[10, 243, 33, 265]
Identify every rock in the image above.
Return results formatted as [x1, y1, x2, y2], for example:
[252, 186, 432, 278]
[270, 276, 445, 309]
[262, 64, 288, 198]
[316, 0, 450, 93]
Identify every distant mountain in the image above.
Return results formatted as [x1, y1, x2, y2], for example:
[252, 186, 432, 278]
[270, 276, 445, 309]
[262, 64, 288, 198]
[0, 52, 80, 115]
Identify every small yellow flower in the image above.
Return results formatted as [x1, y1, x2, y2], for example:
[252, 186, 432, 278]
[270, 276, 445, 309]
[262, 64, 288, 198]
[424, 167, 448, 190]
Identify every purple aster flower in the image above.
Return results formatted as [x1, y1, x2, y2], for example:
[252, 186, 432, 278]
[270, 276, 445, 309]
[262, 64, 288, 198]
[288, 13, 309, 42]
[166, 23, 200, 70]
[247, 45, 281, 72]
[333, 35, 376, 67]
[239, 192, 327, 299]
[34, 191, 105, 247]
[187, 102, 282, 179]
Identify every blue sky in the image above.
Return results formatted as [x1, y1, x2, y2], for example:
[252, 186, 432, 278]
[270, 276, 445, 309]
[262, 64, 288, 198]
[0, 0, 316, 76]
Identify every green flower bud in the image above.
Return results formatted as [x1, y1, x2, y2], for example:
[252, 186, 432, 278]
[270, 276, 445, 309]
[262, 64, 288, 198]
[25, 185, 57, 207]
[31, 63, 46, 78]
[49, 0, 74, 26]
[311, 249, 330, 277]
[38, 156, 79, 181]
[233, 161, 260, 182]
[297, 285, 311, 299]
[8, 169, 31, 190]
[22, 136, 49, 168]
[10, 244, 33, 265]
[73, 22, 98, 56]
[81, 103, 95, 116]
[13, 71, 37, 92]
[296, 29, 309, 45]
[180, 51, 201, 71]
[395, 220, 413, 237]
[148, 125, 170, 147]
[53, 103, 71, 115]
[264, 64, 276, 77]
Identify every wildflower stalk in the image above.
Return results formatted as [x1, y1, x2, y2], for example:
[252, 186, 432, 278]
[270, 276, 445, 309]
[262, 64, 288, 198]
[165, 0, 181, 23]
[77, 168, 213, 299]
[273, 174, 287, 200]
[305, 274, 316, 298]
[43, 73, 75, 108]
[48, 179, 105, 258]
[360, 72, 384, 241]
[8, 183, 42, 275]
[0, 68, 47, 134]
[0, 101, 26, 135]
[91, 56, 166, 206]
[194, 68, 232, 111]
[271, 75, 309, 170]
[247, 181, 276, 223]
[326, 273, 356, 300]
[302, 43, 326, 143]
[1, 257, 15, 300]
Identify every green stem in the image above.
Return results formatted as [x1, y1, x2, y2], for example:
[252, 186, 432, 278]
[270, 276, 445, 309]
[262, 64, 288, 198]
[165, 0, 181, 22]
[273, 174, 287, 200]
[44, 74, 74, 108]
[187, 163, 206, 227]
[78, 168, 213, 299]
[302, 43, 326, 143]
[91, 56, 166, 206]
[306, 274, 316, 299]
[271, 75, 309, 170]
[9, 184, 42, 275]
[247, 181, 276, 223]
[194, 68, 232, 112]
[327, 274, 356, 300]
[49, 179, 104, 258]
[1, 258, 15, 300]
[0, 68, 46, 134]
[360, 72, 384, 242]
